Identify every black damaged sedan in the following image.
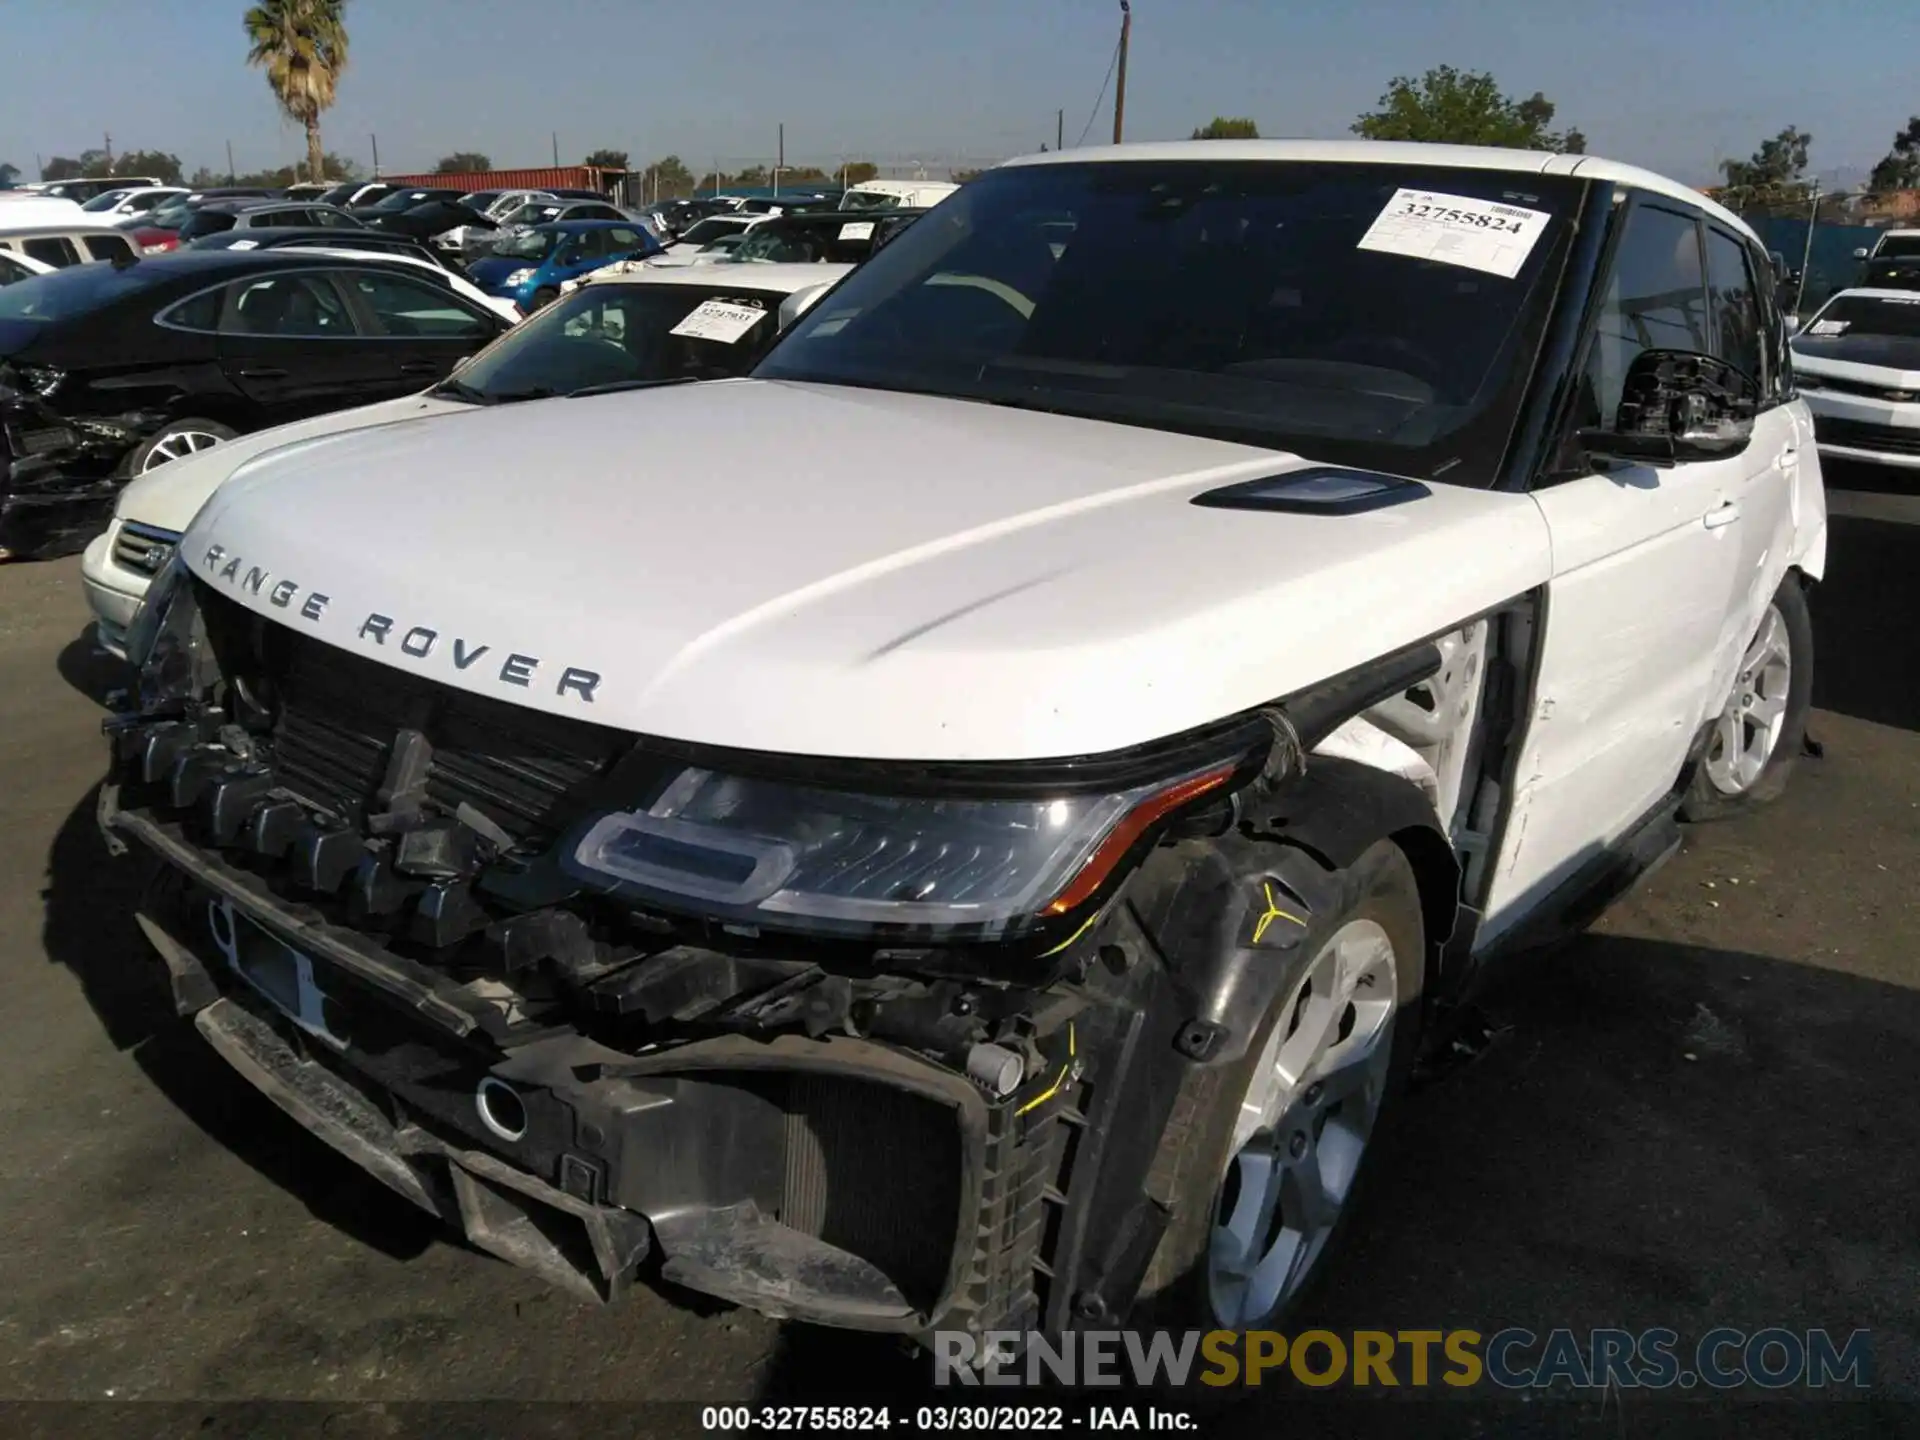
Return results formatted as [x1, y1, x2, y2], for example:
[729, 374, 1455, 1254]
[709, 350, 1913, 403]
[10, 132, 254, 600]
[0, 249, 511, 560]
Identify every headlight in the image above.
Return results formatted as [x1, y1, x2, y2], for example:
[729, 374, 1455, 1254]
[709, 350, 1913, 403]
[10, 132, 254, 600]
[504, 267, 535, 285]
[564, 755, 1244, 941]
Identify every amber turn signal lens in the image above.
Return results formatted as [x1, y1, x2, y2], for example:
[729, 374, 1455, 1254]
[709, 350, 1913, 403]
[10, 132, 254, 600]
[1042, 763, 1238, 916]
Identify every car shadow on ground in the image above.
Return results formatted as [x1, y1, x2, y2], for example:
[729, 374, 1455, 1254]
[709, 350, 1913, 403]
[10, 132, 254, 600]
[743, 932, 1920, 1428]
[55, 628, 132, 710]
[41, 786, 440, 1264]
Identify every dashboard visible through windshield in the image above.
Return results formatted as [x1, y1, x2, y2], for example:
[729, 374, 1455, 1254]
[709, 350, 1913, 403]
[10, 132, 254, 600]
[754, 159, 1584, 485]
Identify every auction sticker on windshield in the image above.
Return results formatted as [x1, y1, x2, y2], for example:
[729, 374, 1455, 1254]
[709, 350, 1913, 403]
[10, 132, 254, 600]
[1357, 189, 1551, 279]
[839, 221, 875, 240]
[669, 300, 769, 344]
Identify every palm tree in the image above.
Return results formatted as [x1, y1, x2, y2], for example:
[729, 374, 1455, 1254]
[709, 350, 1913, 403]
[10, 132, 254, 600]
[243, 0, 349, 183]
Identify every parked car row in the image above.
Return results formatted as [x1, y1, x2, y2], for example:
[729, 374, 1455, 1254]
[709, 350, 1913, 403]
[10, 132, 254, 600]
[86, 142, 1830, 1366]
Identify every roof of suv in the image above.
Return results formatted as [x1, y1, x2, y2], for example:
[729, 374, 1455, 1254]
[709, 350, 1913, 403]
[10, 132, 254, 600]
[999, 139, 1757, 245]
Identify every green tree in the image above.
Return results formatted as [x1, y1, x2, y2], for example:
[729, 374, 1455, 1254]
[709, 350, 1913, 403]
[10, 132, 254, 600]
[1352, 66, 1584, 151]
[435, 152, 492, 173]
[244, 0, 350, 183]
[0, 162, 18, 186]
[187, 165, 224, 188]
[734, 164, 768, 186]
[1720, 126, 1813, 190]
[1869, 117, 1920, 193]
[40, 156, 83, 180]
[77, 148, 114, 178]
[636, 154, 693, 199]
[584, 148, 630, 171]
[841, 160, 878, 186]
[1191, 117, 1259, 140]
[113, 149, 185, 185]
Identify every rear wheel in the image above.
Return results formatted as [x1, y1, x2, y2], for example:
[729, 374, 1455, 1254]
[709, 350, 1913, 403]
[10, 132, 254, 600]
[1134, 839, 1426, 1332]
[1680, 573, 1813, 821]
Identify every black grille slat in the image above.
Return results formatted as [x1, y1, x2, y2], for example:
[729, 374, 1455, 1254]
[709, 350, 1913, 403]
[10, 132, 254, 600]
[1813, 416, 1920, 455]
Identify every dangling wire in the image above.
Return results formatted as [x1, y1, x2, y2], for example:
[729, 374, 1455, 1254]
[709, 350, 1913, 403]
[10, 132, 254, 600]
[1075, 37, 1122, 148]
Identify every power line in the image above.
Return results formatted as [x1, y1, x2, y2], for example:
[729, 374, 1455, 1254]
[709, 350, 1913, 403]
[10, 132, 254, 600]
[1075, 37, 1121, 148]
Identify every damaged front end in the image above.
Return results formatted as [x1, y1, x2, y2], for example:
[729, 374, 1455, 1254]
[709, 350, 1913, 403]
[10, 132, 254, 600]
[99, 562, 1279, 1343]
[0, 363, 150, 560]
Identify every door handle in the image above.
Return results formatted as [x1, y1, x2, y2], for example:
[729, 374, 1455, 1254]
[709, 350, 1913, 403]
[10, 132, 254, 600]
[1774, 447, 1800, 471]
[398, 360, 441, 375]
[1703, 502, 1742, 530]
[237, 366, 287, 379]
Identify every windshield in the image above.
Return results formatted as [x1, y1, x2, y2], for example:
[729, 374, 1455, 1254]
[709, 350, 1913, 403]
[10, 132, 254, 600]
[494, 228, 562, 261]
[756, 160, 1580, 484]
[317, 183, 359, 207]
[442, 283, 792, 401]
[840, 190, 902, 212]
[0, 261, 175, 324]
[370, 190, 438, 212]
[728, 227, 823, 264]
[500, 203, 565, 229]
[1874, 235, 1920, 260]
[679, 217, 746, 246]
[1803, 293, 1920, 339]
[81, 190, 132, 213]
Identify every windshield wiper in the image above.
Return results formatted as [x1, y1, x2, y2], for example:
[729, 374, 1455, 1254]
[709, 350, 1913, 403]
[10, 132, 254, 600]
[429, 376, 496, 406]
[567, 376, 703, 399]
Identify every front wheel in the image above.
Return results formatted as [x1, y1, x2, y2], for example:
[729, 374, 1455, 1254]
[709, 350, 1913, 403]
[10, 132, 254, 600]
[1134, 839, 1426, 1332]
[1680, 573, 1814, 821]
[122, 418, 238, 476]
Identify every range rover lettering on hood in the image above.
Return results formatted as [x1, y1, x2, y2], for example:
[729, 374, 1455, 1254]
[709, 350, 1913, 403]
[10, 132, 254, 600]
[199, 543, 603, 704]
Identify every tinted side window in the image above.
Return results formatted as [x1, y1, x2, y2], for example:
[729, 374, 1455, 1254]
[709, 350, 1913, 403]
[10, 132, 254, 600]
[83, 233, 136, 263]
[1573, 204, 1707, 430]
[159, 286, 225, 331]
[346, 270, 492, 339]
[220, 273, 357, 337]
[23, 237, 79, 267]
[1704, 227, 1764, 389]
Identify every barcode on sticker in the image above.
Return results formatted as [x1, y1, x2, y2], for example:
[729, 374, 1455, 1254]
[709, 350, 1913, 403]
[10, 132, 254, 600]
[1356, 188, 1552, 280]
[669, 299, 769, 344]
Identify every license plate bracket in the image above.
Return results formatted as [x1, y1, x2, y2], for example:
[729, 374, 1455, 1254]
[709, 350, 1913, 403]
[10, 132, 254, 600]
[206, 898, 349, 1048]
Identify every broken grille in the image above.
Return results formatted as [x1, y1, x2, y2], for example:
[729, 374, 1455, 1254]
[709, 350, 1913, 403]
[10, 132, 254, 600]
[113, 521, 181, 577]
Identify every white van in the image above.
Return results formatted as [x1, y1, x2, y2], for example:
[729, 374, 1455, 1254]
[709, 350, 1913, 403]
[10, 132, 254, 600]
[838, 179, 960, 212]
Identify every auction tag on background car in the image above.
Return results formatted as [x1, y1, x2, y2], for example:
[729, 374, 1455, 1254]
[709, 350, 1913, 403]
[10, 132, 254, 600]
[669, 300, 769, 344]
[1809, 319, 1849, 335]
[1357, 189, 1551, 279]
[839, 221, 876, 240]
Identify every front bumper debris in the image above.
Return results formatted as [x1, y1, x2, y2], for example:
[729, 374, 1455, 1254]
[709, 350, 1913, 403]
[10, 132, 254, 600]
[103, 778, 1121, 1342]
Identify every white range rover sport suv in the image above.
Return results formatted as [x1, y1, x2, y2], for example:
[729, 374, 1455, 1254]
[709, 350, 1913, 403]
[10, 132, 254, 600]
[100, 141, 1826, 1354]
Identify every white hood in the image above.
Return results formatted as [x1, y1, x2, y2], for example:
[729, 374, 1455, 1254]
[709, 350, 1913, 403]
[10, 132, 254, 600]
[184, 380, 1553, 761]
[114, 393, 476, 533]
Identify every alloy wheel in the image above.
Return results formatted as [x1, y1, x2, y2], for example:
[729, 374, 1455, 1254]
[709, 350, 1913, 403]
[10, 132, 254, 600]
[140, 430, 226, 472]
[1207, 917, 1399, 1328]
[1705, 603, 1792, 796]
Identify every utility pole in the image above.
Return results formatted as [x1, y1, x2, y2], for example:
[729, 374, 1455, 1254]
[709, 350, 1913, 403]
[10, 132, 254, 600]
[775, 122, 784, 196]
[1112, 1, 1131, 145]
[104, 132, 113, 170]
[1797, 180, 1821, 318]
[552, 132, 560, 167]
[1057, 109, 1065, 150]
[226, 140, 236, 184]
[370, 133, 380, 177]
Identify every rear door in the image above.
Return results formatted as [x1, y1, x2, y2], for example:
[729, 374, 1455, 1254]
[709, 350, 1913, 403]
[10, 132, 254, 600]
[337, 266, 505, 390]
[214, 268, 394, 423]
[81, 232, 138, 264]
[19, 236, 81, 268]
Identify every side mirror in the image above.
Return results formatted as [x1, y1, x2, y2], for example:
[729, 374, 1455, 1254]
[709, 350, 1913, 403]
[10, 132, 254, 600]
[1854, 247, 1871, 260]
[1578, 350, 1758, 467]
[1783, 314, 1801, 336]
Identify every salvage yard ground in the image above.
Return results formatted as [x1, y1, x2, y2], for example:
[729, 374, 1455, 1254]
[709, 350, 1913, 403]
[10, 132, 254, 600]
[0, 469, 1916, 1430]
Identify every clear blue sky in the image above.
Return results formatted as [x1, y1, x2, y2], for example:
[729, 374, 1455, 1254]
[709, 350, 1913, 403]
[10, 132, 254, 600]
[2, 0, 1915, 185]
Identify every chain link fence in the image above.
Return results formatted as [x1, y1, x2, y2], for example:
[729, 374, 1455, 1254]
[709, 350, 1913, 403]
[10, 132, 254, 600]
[1713, 184, 1920, 316]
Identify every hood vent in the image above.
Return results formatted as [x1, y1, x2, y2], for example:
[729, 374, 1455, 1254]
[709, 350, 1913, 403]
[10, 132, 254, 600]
[1190, 466, 1429, 515]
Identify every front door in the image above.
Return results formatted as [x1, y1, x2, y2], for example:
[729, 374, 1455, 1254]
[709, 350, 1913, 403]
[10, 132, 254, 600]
[1481, 196, 1755, 939]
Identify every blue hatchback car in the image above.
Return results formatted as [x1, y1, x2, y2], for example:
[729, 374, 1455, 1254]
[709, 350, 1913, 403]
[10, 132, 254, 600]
[468, 220, 662, 313]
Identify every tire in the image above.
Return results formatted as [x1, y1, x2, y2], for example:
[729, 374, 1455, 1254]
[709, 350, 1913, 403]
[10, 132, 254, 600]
[1679, 572, 1813, 822]
[120, 418, 238, 477]
[1132, 839, 1426, 1335]
[527, 287, 559, 313]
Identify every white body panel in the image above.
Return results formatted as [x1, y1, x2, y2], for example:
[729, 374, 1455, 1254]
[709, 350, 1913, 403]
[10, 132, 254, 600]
[1792, 298, 1920, 468]
[183, 380, 1554, 761]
